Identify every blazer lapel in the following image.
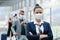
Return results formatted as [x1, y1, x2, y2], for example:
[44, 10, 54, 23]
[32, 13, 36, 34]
[32, 22, 36, 34]
[43, 22, 47, 34]
[42, 23, 45, 33]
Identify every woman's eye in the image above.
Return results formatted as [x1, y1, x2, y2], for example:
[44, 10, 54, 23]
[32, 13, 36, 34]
[36, 12, 38, 14]
[36, 12, 38, 13]
[38, 12, 42, 13]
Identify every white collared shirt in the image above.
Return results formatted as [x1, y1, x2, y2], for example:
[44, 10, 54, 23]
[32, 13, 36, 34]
[34, 20, 44, 34]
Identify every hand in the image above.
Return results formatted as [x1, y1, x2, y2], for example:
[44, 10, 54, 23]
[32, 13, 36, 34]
[29, 32, 33, 35]
[39, 34, 48, 40]
[13, 32, 18, 36]
[8, 20, 12, 23]
[21, 21, 25, 25]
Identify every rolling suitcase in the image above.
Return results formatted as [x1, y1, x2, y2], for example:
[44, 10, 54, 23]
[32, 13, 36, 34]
[1, 33, 7, 40]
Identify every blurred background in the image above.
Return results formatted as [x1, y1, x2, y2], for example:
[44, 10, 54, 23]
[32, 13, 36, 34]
[0, 0, 60, 40]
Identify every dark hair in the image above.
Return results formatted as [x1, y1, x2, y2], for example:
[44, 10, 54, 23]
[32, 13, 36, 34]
[9, 18, 11, 20]
[35, 4, 39, 7]
[20, 10, 24, 13]
[34, 4, 43, 11]
[14, 14, 17, 17]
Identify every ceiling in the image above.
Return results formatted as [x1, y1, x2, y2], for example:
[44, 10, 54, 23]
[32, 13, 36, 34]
[0, 0, 21, 6]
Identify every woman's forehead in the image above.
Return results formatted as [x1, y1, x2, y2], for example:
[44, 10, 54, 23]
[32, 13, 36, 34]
[35, 8, 42, 12]
[19, 12, 24, 14]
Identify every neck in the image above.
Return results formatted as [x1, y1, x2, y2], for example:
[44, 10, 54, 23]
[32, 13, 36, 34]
[35, 19, 41, 24]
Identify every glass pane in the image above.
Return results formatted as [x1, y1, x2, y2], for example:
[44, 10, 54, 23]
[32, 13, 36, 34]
[43, 8, 51, 23]
[51, 7, 60, 39]
[52, 7, 60, 26]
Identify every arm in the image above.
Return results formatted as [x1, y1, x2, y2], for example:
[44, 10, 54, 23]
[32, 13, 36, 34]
[42, 23, 53, 40]
[26, 23, 39, 40]
[11, 21, 18, 36]
[11, 21, 16, 34]
[8, 20, 12, 23]
[39, 34, 48, 40]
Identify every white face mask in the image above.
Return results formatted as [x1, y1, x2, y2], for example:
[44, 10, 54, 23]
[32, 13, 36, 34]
[19, 15, 24, 19]
[34, 13, 43, 20]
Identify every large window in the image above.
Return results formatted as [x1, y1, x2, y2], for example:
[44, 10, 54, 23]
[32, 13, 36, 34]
[52, 7, 60, 26]
[43, 8, 51, 23]
[0, 7, 11, 28]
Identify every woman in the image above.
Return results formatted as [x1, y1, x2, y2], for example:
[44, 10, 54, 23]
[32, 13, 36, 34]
[26, 4, 53, 40]
[7, 18, 13, 37]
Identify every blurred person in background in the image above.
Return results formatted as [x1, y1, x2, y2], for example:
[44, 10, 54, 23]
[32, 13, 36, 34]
[13, 14, 18, 32]
[7, 18, 13, 37]
[18, 10, 28, 40]
[26, 4, 53, 40]
[11, 10, 28, 40]
[11, 13, 21, 40]
[19, 10, 28, 35]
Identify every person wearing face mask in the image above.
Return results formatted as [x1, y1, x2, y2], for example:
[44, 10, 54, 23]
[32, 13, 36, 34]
[19, 11, 27, 25]
[19, 10, 28, 35]
[11, 13, 21, 40]
[11, 10, 28, 40]
[19, 10, 28, 40]
[26, 4, 53, 40]
[7, 18, 13, 37]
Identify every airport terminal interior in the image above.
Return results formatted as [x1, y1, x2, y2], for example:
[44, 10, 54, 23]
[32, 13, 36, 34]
[0, 0, 60, 40]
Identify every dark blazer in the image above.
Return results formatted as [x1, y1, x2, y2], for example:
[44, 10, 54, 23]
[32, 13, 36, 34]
[26, 21, 53, 40]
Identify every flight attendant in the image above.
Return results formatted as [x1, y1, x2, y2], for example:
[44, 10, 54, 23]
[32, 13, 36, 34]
[26, 4, 53, 40]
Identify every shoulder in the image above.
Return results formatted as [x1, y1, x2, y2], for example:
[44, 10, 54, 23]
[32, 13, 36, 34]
[26, 22, 34, 26]
[26, 22, 34, 29]
[43, 21, 51, 28]
[43, 21, 51, 27]
[27, 22, 34, 25]
[43, 21, 50, 25]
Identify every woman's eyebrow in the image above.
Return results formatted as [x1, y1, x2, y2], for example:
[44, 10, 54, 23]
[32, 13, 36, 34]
[36, 12, 42, 13]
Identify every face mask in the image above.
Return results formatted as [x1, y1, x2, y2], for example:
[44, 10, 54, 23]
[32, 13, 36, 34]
[34, 13, 43, 20]
[19, 15, 24, 19]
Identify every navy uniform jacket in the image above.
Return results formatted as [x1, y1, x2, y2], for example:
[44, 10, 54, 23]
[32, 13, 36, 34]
[26, 21, 53, 40]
